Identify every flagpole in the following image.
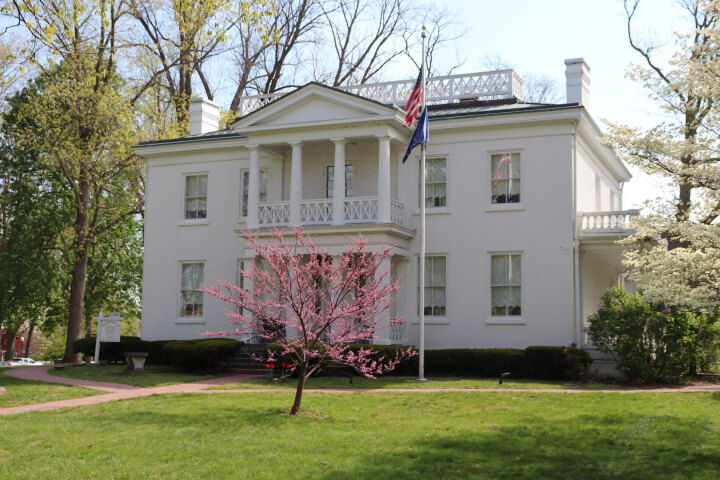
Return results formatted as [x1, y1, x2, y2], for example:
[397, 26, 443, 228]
[418, 25, 427, 381]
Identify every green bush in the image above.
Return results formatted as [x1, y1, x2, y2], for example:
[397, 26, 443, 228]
[72, 336, 171, 364]
[588, 288, 717, 382]
[525, 346, 592, 380]
[162, 339, 242, 370]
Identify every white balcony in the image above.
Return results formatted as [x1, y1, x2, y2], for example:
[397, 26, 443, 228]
[238, 70, 525, 116]
[257, 197, 407, 228]
[578, 209, 640, 238]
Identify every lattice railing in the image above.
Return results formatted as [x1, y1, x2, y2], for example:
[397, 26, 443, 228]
[300, 199, 333, 225]
[345, 197, 378, 223]
[390, 199, 406, 226]
[258, 201, 290, 227]
[578, 209, 640, 235]
[389, 322, 405, 342]
[238, 70, 524, 116]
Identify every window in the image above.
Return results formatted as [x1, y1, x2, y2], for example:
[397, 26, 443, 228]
[417, 256, 446, 316]
[241, 169, 268, 217]
[490, 153, 520, 204]
[491, 254, 521, 316]
[326, 165, 354, 198]
[184, 174, 208, 219]
[180, 263, 204, 317]
[421, 158, 447, 208]
[236, 259, 245, 315]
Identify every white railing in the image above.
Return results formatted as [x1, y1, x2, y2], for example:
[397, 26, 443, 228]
[578, 209, 640, 235]
[238, 70, 524, 116]
[300, 199, 333, 225]
[389, 322, 405, 343]
[391, 199, 406, 225]
[258, 201, 290, 227]
[345, 197, 378, 223]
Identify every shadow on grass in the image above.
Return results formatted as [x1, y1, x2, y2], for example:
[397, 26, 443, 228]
[319, 413, 720, 480]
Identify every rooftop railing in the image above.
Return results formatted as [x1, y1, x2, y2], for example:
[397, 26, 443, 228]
[237, 70, 525, 116]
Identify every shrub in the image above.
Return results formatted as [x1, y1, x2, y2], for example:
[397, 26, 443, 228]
[162, 339, 242, 370]
[72, 336, 172, 365]
[588, 288, 717, 382]
[525, 346, 592, 380]
[474, 349, 528, 377]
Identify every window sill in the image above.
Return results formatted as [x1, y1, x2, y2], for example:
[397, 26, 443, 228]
[484, 317, 526, 325]
[179, 219, 209, 226]
[412, 208, 451, 216]
[175, 317, 206, 324]
[486, 204, 525, 213]
[411, 317, 450, 325]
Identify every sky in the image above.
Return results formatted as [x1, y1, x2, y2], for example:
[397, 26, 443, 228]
[427, 0, 691, 209]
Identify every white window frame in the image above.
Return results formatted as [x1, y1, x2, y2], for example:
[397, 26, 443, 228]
[240, 168, 269, 219]
[416, 254, 448, 322]
[419, 156, 448, 210]
[177, 261, 206, 324]
[180, 172, 209, 224]
[486, 251, 525, 325]
[487, 150, 524, 212]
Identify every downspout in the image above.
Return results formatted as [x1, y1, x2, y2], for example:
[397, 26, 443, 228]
[571, 120, 581, 346]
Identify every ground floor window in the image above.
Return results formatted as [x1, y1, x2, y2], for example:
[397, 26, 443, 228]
[180, 262, 204, 317]
[418, 255, 446, 316]
[491, 254, 521, 316]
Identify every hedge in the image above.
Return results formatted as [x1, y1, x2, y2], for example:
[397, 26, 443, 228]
[161, 339, 242, 370]
[73, 336, 172, 365]
[265, 342, 591, 380]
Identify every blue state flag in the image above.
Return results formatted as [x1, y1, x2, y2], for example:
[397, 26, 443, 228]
[402, 107, 429, 164]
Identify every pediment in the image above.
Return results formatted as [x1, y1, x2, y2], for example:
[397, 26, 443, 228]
[232, 84, 399, 133]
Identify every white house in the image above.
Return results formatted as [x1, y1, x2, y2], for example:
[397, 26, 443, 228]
[135, 58, 637, 366]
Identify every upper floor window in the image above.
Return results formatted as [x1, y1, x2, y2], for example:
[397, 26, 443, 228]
[184, 174, 207, 219]
[491, 153, 520, 204]
[421, 157, 446, 208]
[241, 169, 268, 217]
[491, 254, 521, 316]
[326, 165, 354, 198]
[418, 255, 446, 316]
[180, 262, 204, 317]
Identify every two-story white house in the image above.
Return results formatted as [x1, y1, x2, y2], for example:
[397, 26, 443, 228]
[135, 58, 637, 364]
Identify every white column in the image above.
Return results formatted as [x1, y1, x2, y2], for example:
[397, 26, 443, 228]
[331, 137, 346, 225]
[289, 141, 303, 226]
[373, 255, 393, 345]
[247, 145, 260, 229]
[376, 135, 391, 223]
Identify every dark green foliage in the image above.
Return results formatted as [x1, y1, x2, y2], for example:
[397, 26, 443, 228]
[161, 339, 242, 370]
[72, 336, 171, 365]
[265, 342, 590, 380]
[588, 288, 718, 382]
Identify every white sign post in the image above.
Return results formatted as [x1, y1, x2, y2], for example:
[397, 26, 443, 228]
[93, 313, 123, 363]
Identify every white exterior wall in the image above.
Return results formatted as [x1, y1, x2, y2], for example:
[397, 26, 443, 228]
[400, 125, 576, 349]
[575, 137, 622, 212]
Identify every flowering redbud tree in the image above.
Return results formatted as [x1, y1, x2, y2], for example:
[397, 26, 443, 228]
[202, 229, 415, 415]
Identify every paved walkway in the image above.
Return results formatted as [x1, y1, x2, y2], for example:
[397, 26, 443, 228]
[1, 366, 719, 417]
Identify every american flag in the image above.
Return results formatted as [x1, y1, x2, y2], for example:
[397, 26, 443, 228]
[492, 153, 513, 186]
[404, 71, 423, 127]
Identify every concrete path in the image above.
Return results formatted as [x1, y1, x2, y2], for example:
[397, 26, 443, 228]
[1, 366, 719, 417]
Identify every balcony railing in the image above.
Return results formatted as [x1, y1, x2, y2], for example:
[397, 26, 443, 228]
[257, 197, 407, 228]
[578, 209, 640, 236]
[238, 70, 525, 116]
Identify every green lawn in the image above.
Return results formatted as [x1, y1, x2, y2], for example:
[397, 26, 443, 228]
[211, 375, 623, 390]
[0, 391, 718, 479]
[0, 368, 100, 408]
[48, 364, 220, 388]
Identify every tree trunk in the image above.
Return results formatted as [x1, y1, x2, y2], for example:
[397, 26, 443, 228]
[5, 330, 16, 361]
[63, 172, 91, 363]
[290, 364, 307, 415]
[24, 323, 35, 358]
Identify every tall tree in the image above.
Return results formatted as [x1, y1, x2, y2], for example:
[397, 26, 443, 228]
[603, 0, 720, 309]
[2, 0, 144, 361]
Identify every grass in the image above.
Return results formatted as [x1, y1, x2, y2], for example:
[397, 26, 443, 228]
[0, 368, 100, 408]
[209, 375, 624, 390]
[48, 364, 220, 388]
[0, 391, 718, 479]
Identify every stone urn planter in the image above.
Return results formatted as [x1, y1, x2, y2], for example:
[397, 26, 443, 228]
[124, 352, 149, 374]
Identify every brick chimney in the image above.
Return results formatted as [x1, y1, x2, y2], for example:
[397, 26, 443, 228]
[189, 97, 220, 135]
[564, 58, 591, 108]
